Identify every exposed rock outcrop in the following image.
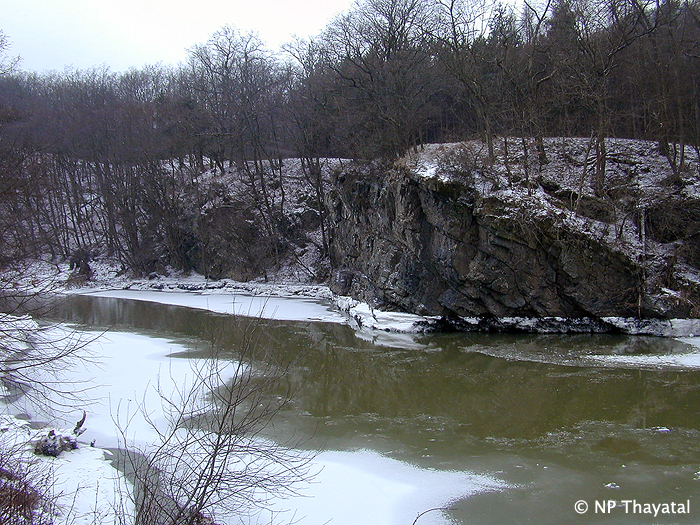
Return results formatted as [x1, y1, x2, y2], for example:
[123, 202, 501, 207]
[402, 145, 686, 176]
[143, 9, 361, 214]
[327, 140, 700, 323]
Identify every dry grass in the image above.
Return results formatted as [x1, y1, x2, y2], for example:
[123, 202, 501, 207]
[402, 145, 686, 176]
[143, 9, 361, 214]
[0, 464, 52, 525]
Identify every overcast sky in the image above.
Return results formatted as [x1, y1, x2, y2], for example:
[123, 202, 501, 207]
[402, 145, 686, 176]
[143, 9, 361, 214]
[2, 0, 354, 73]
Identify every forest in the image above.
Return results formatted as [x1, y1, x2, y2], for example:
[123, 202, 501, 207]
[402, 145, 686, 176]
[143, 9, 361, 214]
[0, 0, 699, 279]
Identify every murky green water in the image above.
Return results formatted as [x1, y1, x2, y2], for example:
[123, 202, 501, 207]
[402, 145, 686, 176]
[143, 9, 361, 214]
[48, 295, 700, 524]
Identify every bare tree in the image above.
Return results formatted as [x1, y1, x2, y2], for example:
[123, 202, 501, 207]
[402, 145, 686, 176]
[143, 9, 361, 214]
[114, 316, 312, 525]
[322, 0, 438, 158]
[0, 264, 96, 420]
[0, 434, 56, 525]
[633, 0, 700, 179]
[0, 269, 95, 525]
[429, 0, 502, 161]
[284, 38, 338, 258]
[0, 31, 20, 76]
[574, 0, 658, 193]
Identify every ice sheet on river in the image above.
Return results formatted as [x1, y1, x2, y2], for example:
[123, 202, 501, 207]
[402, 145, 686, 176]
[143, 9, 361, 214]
[252, 448, 506, 525]
[77, 289, 700, 370]
[4, 323, 507, 525]
[586, 336, 700, 370]
[79, 288, 349, 324]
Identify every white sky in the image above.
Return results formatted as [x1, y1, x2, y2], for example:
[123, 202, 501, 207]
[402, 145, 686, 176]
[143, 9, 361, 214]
[1, 0, 355, 73]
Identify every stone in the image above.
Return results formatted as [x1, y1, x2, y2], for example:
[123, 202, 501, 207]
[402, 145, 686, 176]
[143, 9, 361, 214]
[327, 163, 699, 323]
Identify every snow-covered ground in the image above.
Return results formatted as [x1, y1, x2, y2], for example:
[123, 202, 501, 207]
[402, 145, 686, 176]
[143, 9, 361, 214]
[1, 414, 133, 525]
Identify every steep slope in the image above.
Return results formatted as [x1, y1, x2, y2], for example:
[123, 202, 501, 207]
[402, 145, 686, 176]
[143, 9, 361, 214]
[327, 139, 700, 322]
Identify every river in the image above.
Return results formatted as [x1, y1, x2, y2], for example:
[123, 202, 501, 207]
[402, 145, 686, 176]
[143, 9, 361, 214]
[44, 292, 700, 524]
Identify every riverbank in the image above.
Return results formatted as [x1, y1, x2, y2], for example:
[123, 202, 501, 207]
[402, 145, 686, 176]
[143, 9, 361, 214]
[11, 258, 700, 337]
[5, 260, 700, 524]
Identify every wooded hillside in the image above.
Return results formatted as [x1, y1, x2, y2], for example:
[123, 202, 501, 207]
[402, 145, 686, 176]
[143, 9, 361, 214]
[1, 0, 699, 279]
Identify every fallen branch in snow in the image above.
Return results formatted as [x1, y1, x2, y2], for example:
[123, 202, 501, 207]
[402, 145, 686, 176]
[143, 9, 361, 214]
[32, 411, 87, 458]
[32, 429, 78, 457]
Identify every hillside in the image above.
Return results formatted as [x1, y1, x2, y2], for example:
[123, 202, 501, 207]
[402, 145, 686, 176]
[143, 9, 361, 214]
[3, 137, 700, 334]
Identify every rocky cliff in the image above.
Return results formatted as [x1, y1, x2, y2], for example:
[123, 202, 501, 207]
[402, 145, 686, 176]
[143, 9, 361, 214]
[327, 139, 700, 325]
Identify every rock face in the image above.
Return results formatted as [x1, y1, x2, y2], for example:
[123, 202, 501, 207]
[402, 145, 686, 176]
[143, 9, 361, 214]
[327, 143, 700, 321]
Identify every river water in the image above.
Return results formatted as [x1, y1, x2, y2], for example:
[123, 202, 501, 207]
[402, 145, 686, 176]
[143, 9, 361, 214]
[47, 293, 700, 524]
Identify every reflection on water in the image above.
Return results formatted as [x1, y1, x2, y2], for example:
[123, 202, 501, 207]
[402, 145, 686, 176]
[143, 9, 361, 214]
[47, 295, 700, 524]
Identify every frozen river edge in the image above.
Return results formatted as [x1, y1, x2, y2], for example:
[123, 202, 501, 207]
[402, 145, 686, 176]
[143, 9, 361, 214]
[13, 258, 700, 336]
[5, 261, 700, 524]
[3, 267, 511, 525]
[51, 257, 700, 338]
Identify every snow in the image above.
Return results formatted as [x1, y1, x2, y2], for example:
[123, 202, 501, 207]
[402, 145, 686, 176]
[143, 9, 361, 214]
[54, 257, 436, 334]
[43, 445, 132, 525]
[79, 289, 349, 324]
[78, 287, 439, 349]
[400, 137, 700, 327]
[602, 317, 700, 337]
[262, 449, 504, 525]
[0, 314, 40, 351]
[13, 246, 700, 337]
[334, 294, 432, 333]
[2, 314, 507, 525]
[0, 415, 133, 525]
[88, 329, 506, 525]
[402, 142, 471, 182]
[63, 330, 230, 449]
[678, 337, 700, 350]
[585, 334, 700, 370]
[5, 137, 700, 522]
[4, 270, 698, 523]
[588, 349, 700, 370]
